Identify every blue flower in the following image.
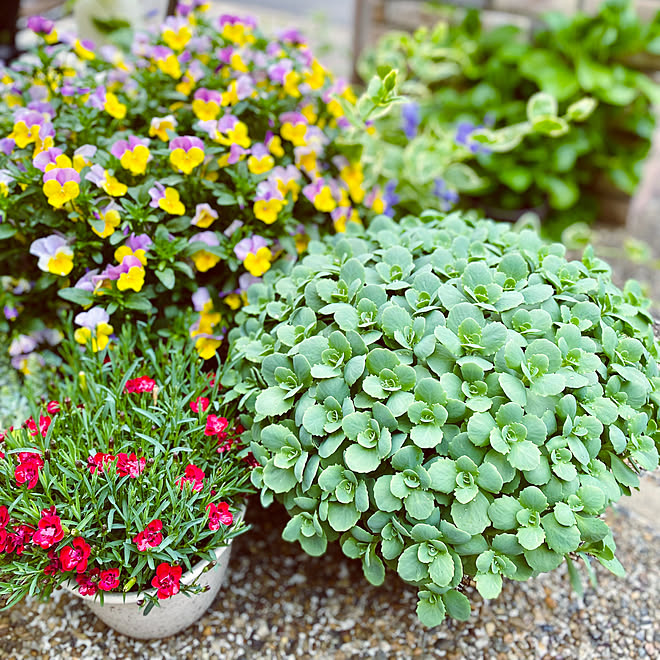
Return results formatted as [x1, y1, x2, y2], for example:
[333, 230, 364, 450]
[433, 178, 459, 211]
[401, 102, 420, 140]
[383, 180, 400, 217]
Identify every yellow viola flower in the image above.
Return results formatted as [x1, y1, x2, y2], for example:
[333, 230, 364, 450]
[74, 39, 95, 60]
[224, 293, 242, 310]
[157, 54, 182, 79]
[195, 336, 222, 360]
[91, 208, 121, 238]
[114, 245, 147, 266]
[244, 246, 273, 276]
[304, 59, 326, 90]
[103, 174, 128, 197]
[159, 187, 185, 215]
[105, 93, 126, 120]
[253, 198, 284, 225]
[162, 18, 192, 51]
[169, 136, 205, 174]
[191, 250, 221, 272]
[42, 168, 80, 209]
[281, 122, 307, 146]
[149, 115, 177, 142]
[117, 265, 145, 292]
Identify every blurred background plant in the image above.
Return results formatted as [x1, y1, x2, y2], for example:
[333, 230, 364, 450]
[360, 0, 660, 237]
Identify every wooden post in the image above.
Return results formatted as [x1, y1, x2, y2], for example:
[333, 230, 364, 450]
[352, 0, 372, 83]
[166, 0, 178, 17]
[0, 0, 20, 63]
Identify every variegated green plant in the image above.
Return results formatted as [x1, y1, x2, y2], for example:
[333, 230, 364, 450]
[223, 211, 660, 626]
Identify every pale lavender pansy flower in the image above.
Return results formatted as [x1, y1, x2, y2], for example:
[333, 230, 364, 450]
[192, 203, 218, 227]
[29, 235, 72, 272]
[234, 235, 268, 261]
[74, 306, 110, 330]
[192, 287, 211, 312]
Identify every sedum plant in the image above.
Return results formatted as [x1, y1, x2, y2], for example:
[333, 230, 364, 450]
[223, 211, 660, 626]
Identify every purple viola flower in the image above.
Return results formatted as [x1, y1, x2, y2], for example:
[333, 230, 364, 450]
[235, 75, 255, 100]
[216, 46, 234, 65]
[433, 178, 459, 211]
[148, 182, 166, 207]
[89, 86, 107, 111]
[194, 88, 222, 105]
[255, 179, 284, 203]
[192, 287, 211, 312]
[4, 305, 18, 321]
[27, 16, 55, 35]
[9, 334, 37, 357]
[110, 135, 150, 160]
[223, 219, 243, 237]
[33, 147, 63, 173]
[126, 233, 153, 253]
[27, 101, 54, 117]
[102, 255, 143, 281]
[85, 164, 106, 187]
[74, 307, 110, 331]
[189, 231, 219, 248]
[43, 167, 80, 186]
[237, 273, 261, 293]
[383, 180, 400, 217]
[401, 102, 420, 140]
[219, 14, 257, 29]
[278, 27, 306, 45]
[268, 60, 292, 85]
[227, 143, 248, 165]
[170, 135, 204, 153]
[74, 269, 100, 292]
[0, 138, 15, 155]
[234, 235, 268, 261]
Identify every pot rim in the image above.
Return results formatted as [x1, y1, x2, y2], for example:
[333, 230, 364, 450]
[63, 542, 231, 605]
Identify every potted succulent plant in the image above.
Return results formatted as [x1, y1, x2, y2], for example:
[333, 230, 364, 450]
[0, 323, 254, 638]
[223, 210, 660, 626]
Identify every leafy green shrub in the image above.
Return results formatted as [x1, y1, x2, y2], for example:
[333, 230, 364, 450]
[224, 210, 660, 625]
[361, 0, 660, 234]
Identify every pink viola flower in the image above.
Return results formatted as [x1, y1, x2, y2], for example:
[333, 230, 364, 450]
[32, 509, 64, 549]
[29, 234, 74, 276]
[206, 502, 233, 531]
[15, 452, 44, 489]
[234, 235, 268, 261]
[101, 254, 144, 291]
[110, 136, 151, 175]
[133, 519, 163, 551]
[303, 178, 338, 213]
[116, 452, 146, 478]
[98, 568, 120, 591]
[191, 203, 218, 229]
[169, 136, 205, 174]
[192, 88, 222, 121]
[46, 400, 60, 414]
[176, 464, 205, 492]
[205, 414, 228, 436]
[190, 396, 210, 413]
[27, 15, 56, 37]
[74, 269, 101, 293]
[60, 537, 91, 573]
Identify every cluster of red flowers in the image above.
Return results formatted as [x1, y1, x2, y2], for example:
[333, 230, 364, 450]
[14, 451, 44, 489]
[134, 519, 163, 551]
[0, 505, 35, 555]
[124, 376, 156, 393]
[87, 451, 146, 478]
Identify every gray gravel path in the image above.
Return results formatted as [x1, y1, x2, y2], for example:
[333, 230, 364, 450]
[2, 495, 659, 659]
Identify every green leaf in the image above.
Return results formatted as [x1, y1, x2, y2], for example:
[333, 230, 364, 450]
[428, 458, 458, 493]
[255, 387, 295, 417]
[363, 548, 386, 586]
[344, 444, 380, 473]
[443, 163, 487, 193]
[429, 552, 455, 587]
[57, 287, 95, 306]
[398, 545, 428, 582]
[565, 97, 597, 122]
[451, 492, 490, 535]
[508, 441, 540, 471]
[516, 525, 545, 551]
[442, 590, 471, 621]
[488, 496, 522, 530]
[475, 572, 502, 600]
[416, 591, 446, 627]
[476, 463, 503, 494]
[327, 502, 360, 532]
[405, 490, 436, 521]
[263, 462, 298, 493]
[344, 355, 366, 386]
[302, 404, 329, 436]
[541, 515, 580, 554]
[155, 268, 175, 289]
[526, 91, 558, 121]
[499, 373, 527, 406]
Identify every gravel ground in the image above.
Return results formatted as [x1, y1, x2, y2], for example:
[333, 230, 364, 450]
[2, 489, 659, 660]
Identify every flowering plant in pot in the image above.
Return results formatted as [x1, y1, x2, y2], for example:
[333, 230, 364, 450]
[0, 1, 383, 369]
[0, 323, 254, 638]
[223, 211, 660, 626]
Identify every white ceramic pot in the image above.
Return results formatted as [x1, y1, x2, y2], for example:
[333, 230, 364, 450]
[65, 543, 233, 639]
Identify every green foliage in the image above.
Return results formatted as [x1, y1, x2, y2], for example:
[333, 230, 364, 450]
[0, 324, 254, 609]
[360, 0, 660, 234]
[224, 210, 660, 626]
